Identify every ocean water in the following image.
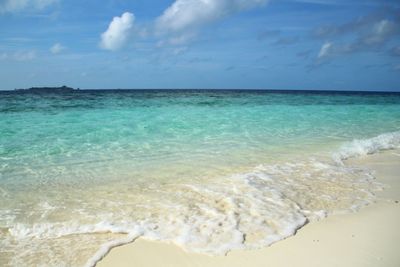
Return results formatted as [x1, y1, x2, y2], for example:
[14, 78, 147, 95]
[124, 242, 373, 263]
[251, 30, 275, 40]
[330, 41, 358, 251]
[0, 90, 400, 266]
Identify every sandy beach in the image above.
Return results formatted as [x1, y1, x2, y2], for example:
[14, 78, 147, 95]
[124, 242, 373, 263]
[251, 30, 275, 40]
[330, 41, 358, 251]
[97, 150, 400, 267]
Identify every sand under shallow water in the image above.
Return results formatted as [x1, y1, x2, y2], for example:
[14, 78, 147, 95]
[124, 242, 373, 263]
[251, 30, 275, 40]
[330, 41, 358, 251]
[97, 150, 400, 267]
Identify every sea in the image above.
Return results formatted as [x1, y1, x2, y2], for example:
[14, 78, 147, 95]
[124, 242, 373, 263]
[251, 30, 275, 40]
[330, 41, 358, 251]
[1, 89, 400, 266]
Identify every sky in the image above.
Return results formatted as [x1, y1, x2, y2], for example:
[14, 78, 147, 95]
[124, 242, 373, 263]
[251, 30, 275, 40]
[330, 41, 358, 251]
[0, 0, 399, 91]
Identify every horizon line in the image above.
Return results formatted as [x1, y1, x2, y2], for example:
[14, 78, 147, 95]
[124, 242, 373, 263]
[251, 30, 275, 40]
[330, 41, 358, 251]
[1, 88, 400, 94]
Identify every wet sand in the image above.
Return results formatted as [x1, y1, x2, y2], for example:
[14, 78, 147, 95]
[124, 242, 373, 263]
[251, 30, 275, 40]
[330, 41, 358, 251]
[97, 151, 400, 267]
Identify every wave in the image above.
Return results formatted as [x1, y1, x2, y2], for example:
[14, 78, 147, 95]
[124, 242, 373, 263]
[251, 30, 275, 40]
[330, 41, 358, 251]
[2, 131, 399, 267]
[334, 131, 400, 161]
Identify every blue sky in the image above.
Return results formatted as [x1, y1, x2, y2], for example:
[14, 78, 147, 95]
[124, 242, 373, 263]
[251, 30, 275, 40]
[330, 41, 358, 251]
[0, 0, 399, 91]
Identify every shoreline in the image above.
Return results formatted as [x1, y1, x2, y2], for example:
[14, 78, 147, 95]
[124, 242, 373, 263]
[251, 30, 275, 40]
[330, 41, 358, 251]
[96, 150, 400, 267]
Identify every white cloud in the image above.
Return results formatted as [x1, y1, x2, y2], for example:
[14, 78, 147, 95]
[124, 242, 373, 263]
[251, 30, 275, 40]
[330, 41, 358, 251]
[100, 12, 135, 51]
[0, 0, 58, 14]
[362, 19, 397, 46]
[313, 10, 400, 64]
[99, 1, 267, 50]
[50, 43, 65, 54]
[318, 42, 332, 59]
[156, 0, 268, 34]
[314, 17, 400, 65]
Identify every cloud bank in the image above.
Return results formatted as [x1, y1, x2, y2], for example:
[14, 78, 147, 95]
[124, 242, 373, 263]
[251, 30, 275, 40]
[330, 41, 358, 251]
[100, 12, 135, 51]
[314, 8, 400, 63]
[99, 0, 268, 51]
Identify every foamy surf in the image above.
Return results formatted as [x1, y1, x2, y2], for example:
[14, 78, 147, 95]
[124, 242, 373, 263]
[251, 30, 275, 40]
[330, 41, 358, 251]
[3, 132, 395, 267]
[85, 132, 400, 266]
[335, 131, 400, 162]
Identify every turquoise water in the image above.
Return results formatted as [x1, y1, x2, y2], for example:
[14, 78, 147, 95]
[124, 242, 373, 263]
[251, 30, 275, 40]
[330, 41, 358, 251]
[1, 90, 400, 266]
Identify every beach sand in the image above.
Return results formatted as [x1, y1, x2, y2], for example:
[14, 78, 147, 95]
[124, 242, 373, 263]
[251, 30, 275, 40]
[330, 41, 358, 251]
[97, 151, 400, 267]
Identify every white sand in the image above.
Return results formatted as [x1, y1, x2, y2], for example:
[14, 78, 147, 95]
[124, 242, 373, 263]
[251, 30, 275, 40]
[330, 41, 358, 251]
[97, 151, 400, 267]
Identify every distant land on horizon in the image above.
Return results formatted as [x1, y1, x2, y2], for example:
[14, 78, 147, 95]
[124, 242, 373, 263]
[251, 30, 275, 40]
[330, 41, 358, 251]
[14, 86, 78, 93]
[4, 87, 400, 94]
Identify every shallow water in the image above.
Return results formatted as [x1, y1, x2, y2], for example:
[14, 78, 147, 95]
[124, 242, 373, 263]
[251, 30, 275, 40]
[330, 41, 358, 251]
[1, 90, 400, 266]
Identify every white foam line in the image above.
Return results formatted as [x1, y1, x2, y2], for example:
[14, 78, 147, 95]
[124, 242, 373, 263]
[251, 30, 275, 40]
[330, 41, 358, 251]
[85, 232, 141, 267]
[334, 131, 400, 162]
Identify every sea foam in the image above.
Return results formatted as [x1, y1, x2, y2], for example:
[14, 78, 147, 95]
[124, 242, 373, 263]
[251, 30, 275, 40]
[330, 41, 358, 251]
[85, 131, 400, 266]
[2, 131, 399, 267]
[335, 131, 400, 161]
